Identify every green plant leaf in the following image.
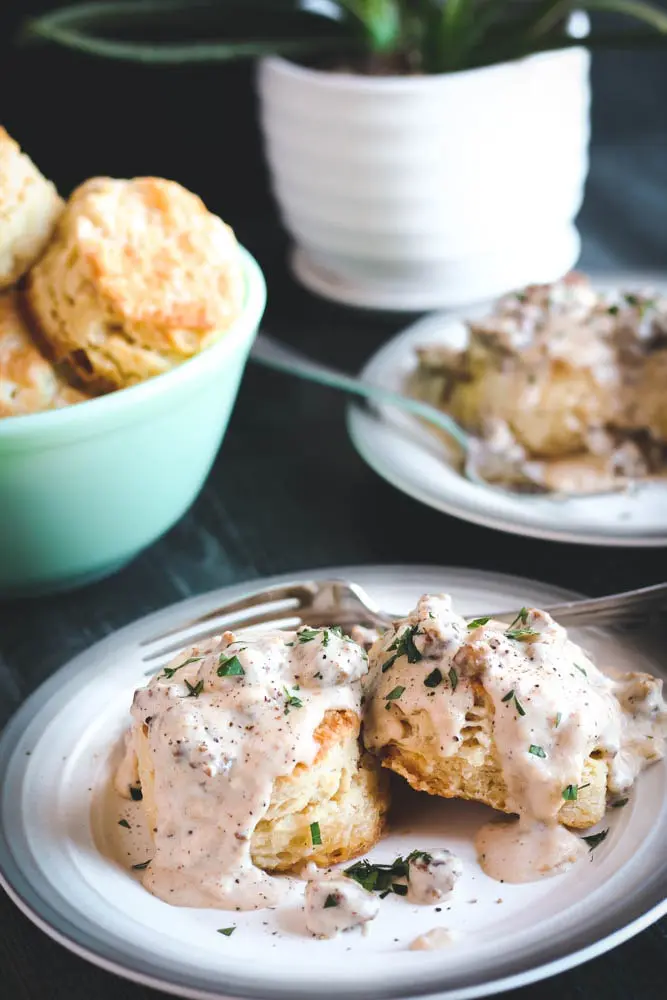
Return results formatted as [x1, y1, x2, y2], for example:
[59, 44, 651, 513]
[337, 1, 402, 52]
[20, 0, 355, 64]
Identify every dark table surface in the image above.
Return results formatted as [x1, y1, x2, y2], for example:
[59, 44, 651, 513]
[2, 8, 667, 998]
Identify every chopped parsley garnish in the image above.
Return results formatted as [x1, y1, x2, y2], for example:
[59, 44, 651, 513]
[161, 655, 203, 680]
[217, 654, 245, 677]
[132, 859, 151, 870]
[582, 829, 609, 851]
[118, 819, 131, 829]
[448, 667, 458, 691]
[562, 784, 578, 801]
[130, 786, 143, 801]
[467, 617, 491, 629]
[284, 687, 303, 713]
[505, 628, 539, 641]
[330, 625, 345, 638]
[574, 663, 587, 676]
[184, 679, 204, 698]
[555, 712, 562, 728]
[310, 821, 322, 846]
[501, 689, 525, 715]
[344, 850, 430, 896]
[424, 668, 442, 688]
[607, 304, 619, 315]
[382, 625, 422, 672]
[324, 894, 339, 909]
[528, 744, 546, 758]
[611, 797, 629, 808]
[297, 627, 321, 643]
[624, 293, 640, 307]
[217, 926, 236, 936]
[385, 685, 405, 707]
[508, 607, 529, 629]
[314, 671, 323, 680]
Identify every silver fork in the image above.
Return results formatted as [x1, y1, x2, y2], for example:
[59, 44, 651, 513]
[139, 578, 667, 668]
[250, 333, 630, 500]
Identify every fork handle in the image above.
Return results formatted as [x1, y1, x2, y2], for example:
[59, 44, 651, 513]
[250, 333, 470, 450]
[488, 582, 667, 629]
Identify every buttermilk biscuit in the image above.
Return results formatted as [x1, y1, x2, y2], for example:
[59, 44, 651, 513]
[362, 595, 626, 832]
[0, 127, 63, 289]
[136, 709, 391, 873]
[28, 176, 245, 390]
[0, 289, 86, 417]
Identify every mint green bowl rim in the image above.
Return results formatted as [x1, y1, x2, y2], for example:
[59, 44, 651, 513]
[0, 245, 266, 443]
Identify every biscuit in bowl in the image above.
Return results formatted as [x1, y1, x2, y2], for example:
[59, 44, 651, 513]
[0, 289, 86, 417]
[0, 127, 63, 290]
[28, 176, 245, 391]
[363, 594, 666, 882]
[116, 625, 390, 909]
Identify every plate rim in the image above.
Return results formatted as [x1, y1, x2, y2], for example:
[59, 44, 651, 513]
[2, 564, 666, 1000]
[346, 274, 667, 547]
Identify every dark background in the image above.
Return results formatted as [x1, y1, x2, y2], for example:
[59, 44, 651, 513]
[1, 2, 667, 999]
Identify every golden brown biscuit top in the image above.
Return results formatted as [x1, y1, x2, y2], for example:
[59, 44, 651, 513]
[0, 291, 85, 417]
[63, 176, 243, 336]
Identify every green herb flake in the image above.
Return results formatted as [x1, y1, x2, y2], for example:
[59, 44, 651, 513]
[310, 821, 322, 846]
[383, 625, 422, 671]
[424, 668, 442, 689]
[574, 663, 587, 677]
[562, 784, 578, 801]
[467, 616, 491, 629]
[385, 686, 405, 702]
[118, 818, 131, 829]
[324, 894, 339, 909]
[284, 687, 303, 713]
[555, 712, 562, 728]
[297, 627, 321, 644]
[448, 667, 458, 691]
[330, 625, 345, 639]
[514, 695, 526, 716]
[392, 883, 408, 896]
[344, 854, 414, 896]
[130, 786, 143, 802]
[508, 607, 529, 629]
[161, 655, 203, 680]
[528, 744, 546, 758]
[505, 628, 539, 641]
[217, 654, 245, 677]
[611, 797, 629, 809]
[184, 678, 204, 698]
[501, 689, 514, 703]
[608, 304, 620, 316]
[132, 859, 151, 870]
[217, 926, 236, 937]
[582, 829, 609, 851]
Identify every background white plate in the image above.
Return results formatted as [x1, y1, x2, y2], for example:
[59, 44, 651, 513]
[347, 274, 667, 546]
[1, 565, 666, 1000]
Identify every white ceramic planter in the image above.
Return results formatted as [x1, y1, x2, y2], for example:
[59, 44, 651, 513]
[258, 49, 591, 311]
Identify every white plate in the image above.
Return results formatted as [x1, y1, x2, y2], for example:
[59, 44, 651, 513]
[347, 273, 667, 546]
[1, 565, 666, 1000]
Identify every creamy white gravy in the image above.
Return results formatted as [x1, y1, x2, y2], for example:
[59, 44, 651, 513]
[409, 928, 458, 951]
[115, 625, 368, 910]
[406, 849, 462, 905]
[363, 594, 667, 884]
[304, 874, 379, 938]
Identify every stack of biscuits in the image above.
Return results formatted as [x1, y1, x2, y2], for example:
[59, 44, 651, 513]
[0, 127, 245, 418]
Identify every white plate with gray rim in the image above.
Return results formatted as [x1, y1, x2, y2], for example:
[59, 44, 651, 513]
[1, 564, 666, 1000]
[347, 274, 667, 546]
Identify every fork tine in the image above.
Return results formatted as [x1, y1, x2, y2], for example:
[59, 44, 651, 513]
[139, 582, 317, 649]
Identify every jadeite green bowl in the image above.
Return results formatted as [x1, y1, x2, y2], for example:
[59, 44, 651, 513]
[0, 247, 266, 597]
